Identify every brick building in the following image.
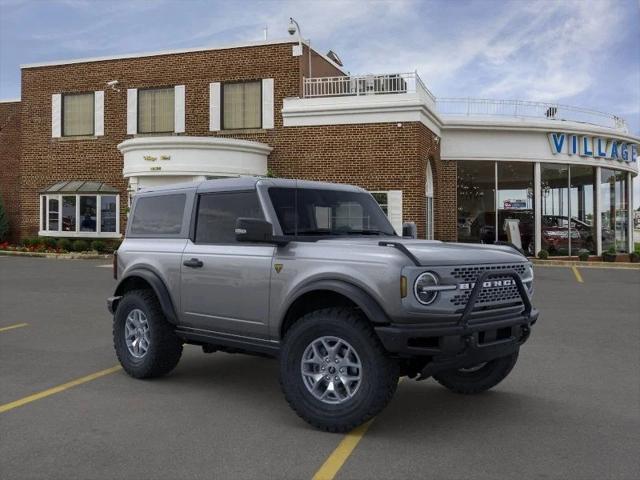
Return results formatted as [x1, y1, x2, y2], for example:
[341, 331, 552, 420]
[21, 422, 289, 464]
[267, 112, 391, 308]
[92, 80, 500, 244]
[0, 38, 638, 254]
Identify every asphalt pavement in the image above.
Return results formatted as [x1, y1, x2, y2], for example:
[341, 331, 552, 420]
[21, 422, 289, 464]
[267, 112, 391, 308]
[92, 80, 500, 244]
[0, 256, 639, 480]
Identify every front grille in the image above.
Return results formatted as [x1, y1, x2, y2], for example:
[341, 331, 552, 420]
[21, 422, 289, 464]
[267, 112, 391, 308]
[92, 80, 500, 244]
[449, 264, 528, 308]
[451, 282, 521, 307]
[451, 264, 526, 283]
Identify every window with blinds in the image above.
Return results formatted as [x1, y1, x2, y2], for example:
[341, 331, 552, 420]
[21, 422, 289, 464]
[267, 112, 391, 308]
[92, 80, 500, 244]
[222, 81, 261, 129]
[138, 88, 175, 133]
[62, 93, 94, 136]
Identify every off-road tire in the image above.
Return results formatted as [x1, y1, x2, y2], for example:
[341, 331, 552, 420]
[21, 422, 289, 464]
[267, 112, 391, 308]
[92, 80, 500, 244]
[279, 307, 399, 433]
[113, 289, 183, 379]
[433, 350, 519, 394]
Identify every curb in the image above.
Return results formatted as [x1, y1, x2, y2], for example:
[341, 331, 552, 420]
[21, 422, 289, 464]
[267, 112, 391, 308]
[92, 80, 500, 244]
[531, 259, 640, 270]
[0, 250, 112, 260]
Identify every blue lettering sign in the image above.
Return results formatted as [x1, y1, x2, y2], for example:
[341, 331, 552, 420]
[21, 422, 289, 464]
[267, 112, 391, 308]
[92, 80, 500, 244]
[580, 136, 593, 156]
[620, 143, 628, 161]
[610, 141, 619, 159]
[595, 138, 607, 157]
[631, 144, 638, 162]
[548, 133, 565, 154]
[570, 135, 578, 155]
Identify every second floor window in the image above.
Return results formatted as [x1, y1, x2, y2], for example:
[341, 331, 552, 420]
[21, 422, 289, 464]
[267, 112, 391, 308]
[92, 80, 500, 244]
[63, 92, 94, 136]
[138, 87, 174, 133]
[223, 81, 261, 129]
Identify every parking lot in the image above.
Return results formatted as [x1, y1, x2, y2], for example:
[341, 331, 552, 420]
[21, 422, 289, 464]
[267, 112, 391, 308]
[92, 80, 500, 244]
[1, 256, 639, 480]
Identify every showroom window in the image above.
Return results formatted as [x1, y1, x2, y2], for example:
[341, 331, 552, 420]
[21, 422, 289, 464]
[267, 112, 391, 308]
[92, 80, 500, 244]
[457, 161, 496, 244]
[222, 81, 261, 129]
[39, 181, 120, 237]
[62, 92, 94, 136]
[138, 87, 175, 133]
[601, 169, 629, 253]
[497, 162, 535, 253]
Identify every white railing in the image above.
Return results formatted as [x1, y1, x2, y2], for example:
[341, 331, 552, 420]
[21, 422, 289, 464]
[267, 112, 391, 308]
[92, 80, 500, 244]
[303, 72, 435, 101]
[436, 97, 628, 132]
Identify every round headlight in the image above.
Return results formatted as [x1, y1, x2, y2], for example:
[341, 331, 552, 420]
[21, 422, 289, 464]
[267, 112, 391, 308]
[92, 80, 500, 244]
[414, 272, 439, 305]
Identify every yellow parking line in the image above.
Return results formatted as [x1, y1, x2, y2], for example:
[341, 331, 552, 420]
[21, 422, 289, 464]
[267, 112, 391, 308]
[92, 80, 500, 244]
[0, 323, 28, 333]
[571, 266, 584, 283]
[312, 419, 375, 480]
[312, 378, 404, 480]
[0, 365, 122, 414]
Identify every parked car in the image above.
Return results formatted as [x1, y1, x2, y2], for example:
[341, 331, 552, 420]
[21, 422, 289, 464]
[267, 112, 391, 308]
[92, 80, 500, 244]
[108, 178, 538, 432]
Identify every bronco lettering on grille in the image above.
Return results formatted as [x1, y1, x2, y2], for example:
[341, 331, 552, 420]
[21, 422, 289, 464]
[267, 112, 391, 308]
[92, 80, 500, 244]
[458, 279, 515, 290]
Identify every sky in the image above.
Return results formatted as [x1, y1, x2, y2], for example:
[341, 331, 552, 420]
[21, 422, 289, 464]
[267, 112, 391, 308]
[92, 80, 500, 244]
[1, 0, 639, 205]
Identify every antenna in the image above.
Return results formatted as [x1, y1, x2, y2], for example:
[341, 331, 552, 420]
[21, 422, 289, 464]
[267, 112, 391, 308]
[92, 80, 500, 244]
[263, 25, 268, 41]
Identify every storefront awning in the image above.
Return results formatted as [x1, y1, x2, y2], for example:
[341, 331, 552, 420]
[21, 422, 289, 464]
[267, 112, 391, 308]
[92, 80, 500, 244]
[40, 181, 119, 194]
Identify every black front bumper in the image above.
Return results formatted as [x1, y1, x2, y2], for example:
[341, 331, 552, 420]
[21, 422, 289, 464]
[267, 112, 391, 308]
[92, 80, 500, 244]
[375, 269, 538, 377]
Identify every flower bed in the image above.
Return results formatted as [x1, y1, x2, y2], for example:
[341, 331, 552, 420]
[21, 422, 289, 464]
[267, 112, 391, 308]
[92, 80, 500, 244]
[0, 237, 121, 254]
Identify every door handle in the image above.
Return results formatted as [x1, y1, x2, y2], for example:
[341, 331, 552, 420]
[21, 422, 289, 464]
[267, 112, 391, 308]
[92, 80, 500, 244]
[183, 258, 204, 268]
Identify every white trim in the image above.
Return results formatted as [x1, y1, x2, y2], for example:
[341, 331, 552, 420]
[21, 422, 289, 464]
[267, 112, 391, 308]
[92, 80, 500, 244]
[262, 78, 275, 129]
[595, 167, 602, 256]
[38, 231, 122, 239]
[174, 85, 186, 133]
[426, 161, 434, 240]
[627, 172, 633, 254]
[282, 93, 442, 135]
[386, 190, 403, 235]
[20, 38, 300, 69]
[127, 89, 137, 135]
[534, 162, 542, 255]
[209, 82, 221, 131]
[51, 94, 61, 138]
[0, 98, 20, 103]
[94, 90, 104, 136]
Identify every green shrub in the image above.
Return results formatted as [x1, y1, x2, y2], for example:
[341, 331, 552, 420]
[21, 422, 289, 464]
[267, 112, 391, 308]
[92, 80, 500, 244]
[603, 245, 617, 262]
[106, 239, 122, 253]
[577, 249, 590, 261]
[22, 237, 39, 247]
[71, 239, 89, 252]
[41, 237, 58, 249]
[57, 238, 72, 251]
[629, 252, 640, 263]
[537, 249, 549, 260]
[0, 195, 9, 242]
[90, 240, 106, 253]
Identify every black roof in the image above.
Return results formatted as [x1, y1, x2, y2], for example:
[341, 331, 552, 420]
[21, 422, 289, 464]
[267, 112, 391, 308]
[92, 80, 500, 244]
[41, 181, 120, 194]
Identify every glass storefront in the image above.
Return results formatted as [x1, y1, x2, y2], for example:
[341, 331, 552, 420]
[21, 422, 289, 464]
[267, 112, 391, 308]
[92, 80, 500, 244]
[457, 160, 621, 256]
[601, 169, 629, 253]
[497, 162, 534, 254]
[457, 161, 495, 244]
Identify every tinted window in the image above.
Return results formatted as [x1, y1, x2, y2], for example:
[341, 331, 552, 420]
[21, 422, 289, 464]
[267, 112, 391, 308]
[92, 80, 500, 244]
[268, 187, 395, 237]
[130, 194, 186, 235]
[195, 191, 264, 244]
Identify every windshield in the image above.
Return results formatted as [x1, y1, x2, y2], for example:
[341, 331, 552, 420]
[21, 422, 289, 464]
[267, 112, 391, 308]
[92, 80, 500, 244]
[268, 187, 396, 237]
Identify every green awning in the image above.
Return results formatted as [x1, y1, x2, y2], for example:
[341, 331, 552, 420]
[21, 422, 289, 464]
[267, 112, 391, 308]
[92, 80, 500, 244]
[41, 181, 119, 194]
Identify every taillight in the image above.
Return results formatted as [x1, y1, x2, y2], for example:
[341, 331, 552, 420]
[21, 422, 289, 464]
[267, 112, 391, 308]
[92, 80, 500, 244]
[113, 250, 118, 280]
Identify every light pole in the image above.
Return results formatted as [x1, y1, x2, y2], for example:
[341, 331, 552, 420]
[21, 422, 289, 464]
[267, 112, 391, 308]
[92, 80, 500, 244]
[288, 17, 312, 79]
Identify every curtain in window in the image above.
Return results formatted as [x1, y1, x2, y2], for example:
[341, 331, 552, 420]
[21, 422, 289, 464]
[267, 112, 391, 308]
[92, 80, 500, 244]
[63, 93, 94, 136]
[138, 88, 175, 133]
[223, 82, 261, 129]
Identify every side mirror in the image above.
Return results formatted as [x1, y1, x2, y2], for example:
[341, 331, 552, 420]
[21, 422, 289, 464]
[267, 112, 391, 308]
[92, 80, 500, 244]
[402, 221, 417, 239]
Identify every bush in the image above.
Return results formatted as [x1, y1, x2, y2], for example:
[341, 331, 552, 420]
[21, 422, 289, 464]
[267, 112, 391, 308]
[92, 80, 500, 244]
[537, 249, 549, 260]
[0, 195, 9, 242]
[106, 239, 122, 253]
[57, 238, 72, 252]
[629, 252, 640, 263]
[71, 239, 89, 252]
[577, 249, 590, 261]
[90, 240, 106, 253]
[22, 237, 38, 247]
[41, 237, 58, 249]
[603, 245, 617, 262]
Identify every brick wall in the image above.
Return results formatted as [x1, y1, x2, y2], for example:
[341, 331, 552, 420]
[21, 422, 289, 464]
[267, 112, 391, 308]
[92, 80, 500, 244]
[0, 101, 21, 242]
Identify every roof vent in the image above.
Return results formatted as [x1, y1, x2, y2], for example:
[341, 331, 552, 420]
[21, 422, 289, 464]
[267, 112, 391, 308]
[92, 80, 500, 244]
[326, 50, 343, 67]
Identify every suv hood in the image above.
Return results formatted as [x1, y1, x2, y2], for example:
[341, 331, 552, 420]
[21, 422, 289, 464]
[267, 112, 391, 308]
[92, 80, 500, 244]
[315, 238, 528, 266]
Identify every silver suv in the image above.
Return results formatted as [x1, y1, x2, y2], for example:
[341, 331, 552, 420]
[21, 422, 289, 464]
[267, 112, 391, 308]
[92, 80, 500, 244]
[108, 177, 538, 432]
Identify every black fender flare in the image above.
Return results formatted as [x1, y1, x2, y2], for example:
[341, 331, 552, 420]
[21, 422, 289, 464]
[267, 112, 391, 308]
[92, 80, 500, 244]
[283, 279, 391, 326]
[112, 268, 178, 324]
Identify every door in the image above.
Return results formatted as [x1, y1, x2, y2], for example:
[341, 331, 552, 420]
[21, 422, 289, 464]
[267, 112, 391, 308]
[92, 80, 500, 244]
[181, 190, 275, 339]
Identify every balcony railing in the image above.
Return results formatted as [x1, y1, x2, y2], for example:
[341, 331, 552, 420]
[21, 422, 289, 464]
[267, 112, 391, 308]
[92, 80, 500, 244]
[436, 97, 628, 132]
[303, 72, 435, 101]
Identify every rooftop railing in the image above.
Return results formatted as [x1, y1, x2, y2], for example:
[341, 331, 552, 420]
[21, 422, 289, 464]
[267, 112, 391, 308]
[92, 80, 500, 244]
[301, 73, 628, 132]
[303, 72, 436, 102]
[436, 98, 628, 132]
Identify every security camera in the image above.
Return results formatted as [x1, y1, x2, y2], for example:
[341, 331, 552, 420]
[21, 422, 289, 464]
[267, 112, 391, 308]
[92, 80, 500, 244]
[106, 80, 119, 86]
[288, 18, 297, 35]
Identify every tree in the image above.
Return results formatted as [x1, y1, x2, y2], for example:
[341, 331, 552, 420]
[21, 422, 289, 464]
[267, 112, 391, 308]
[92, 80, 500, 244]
[0, 194, 9, 242]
